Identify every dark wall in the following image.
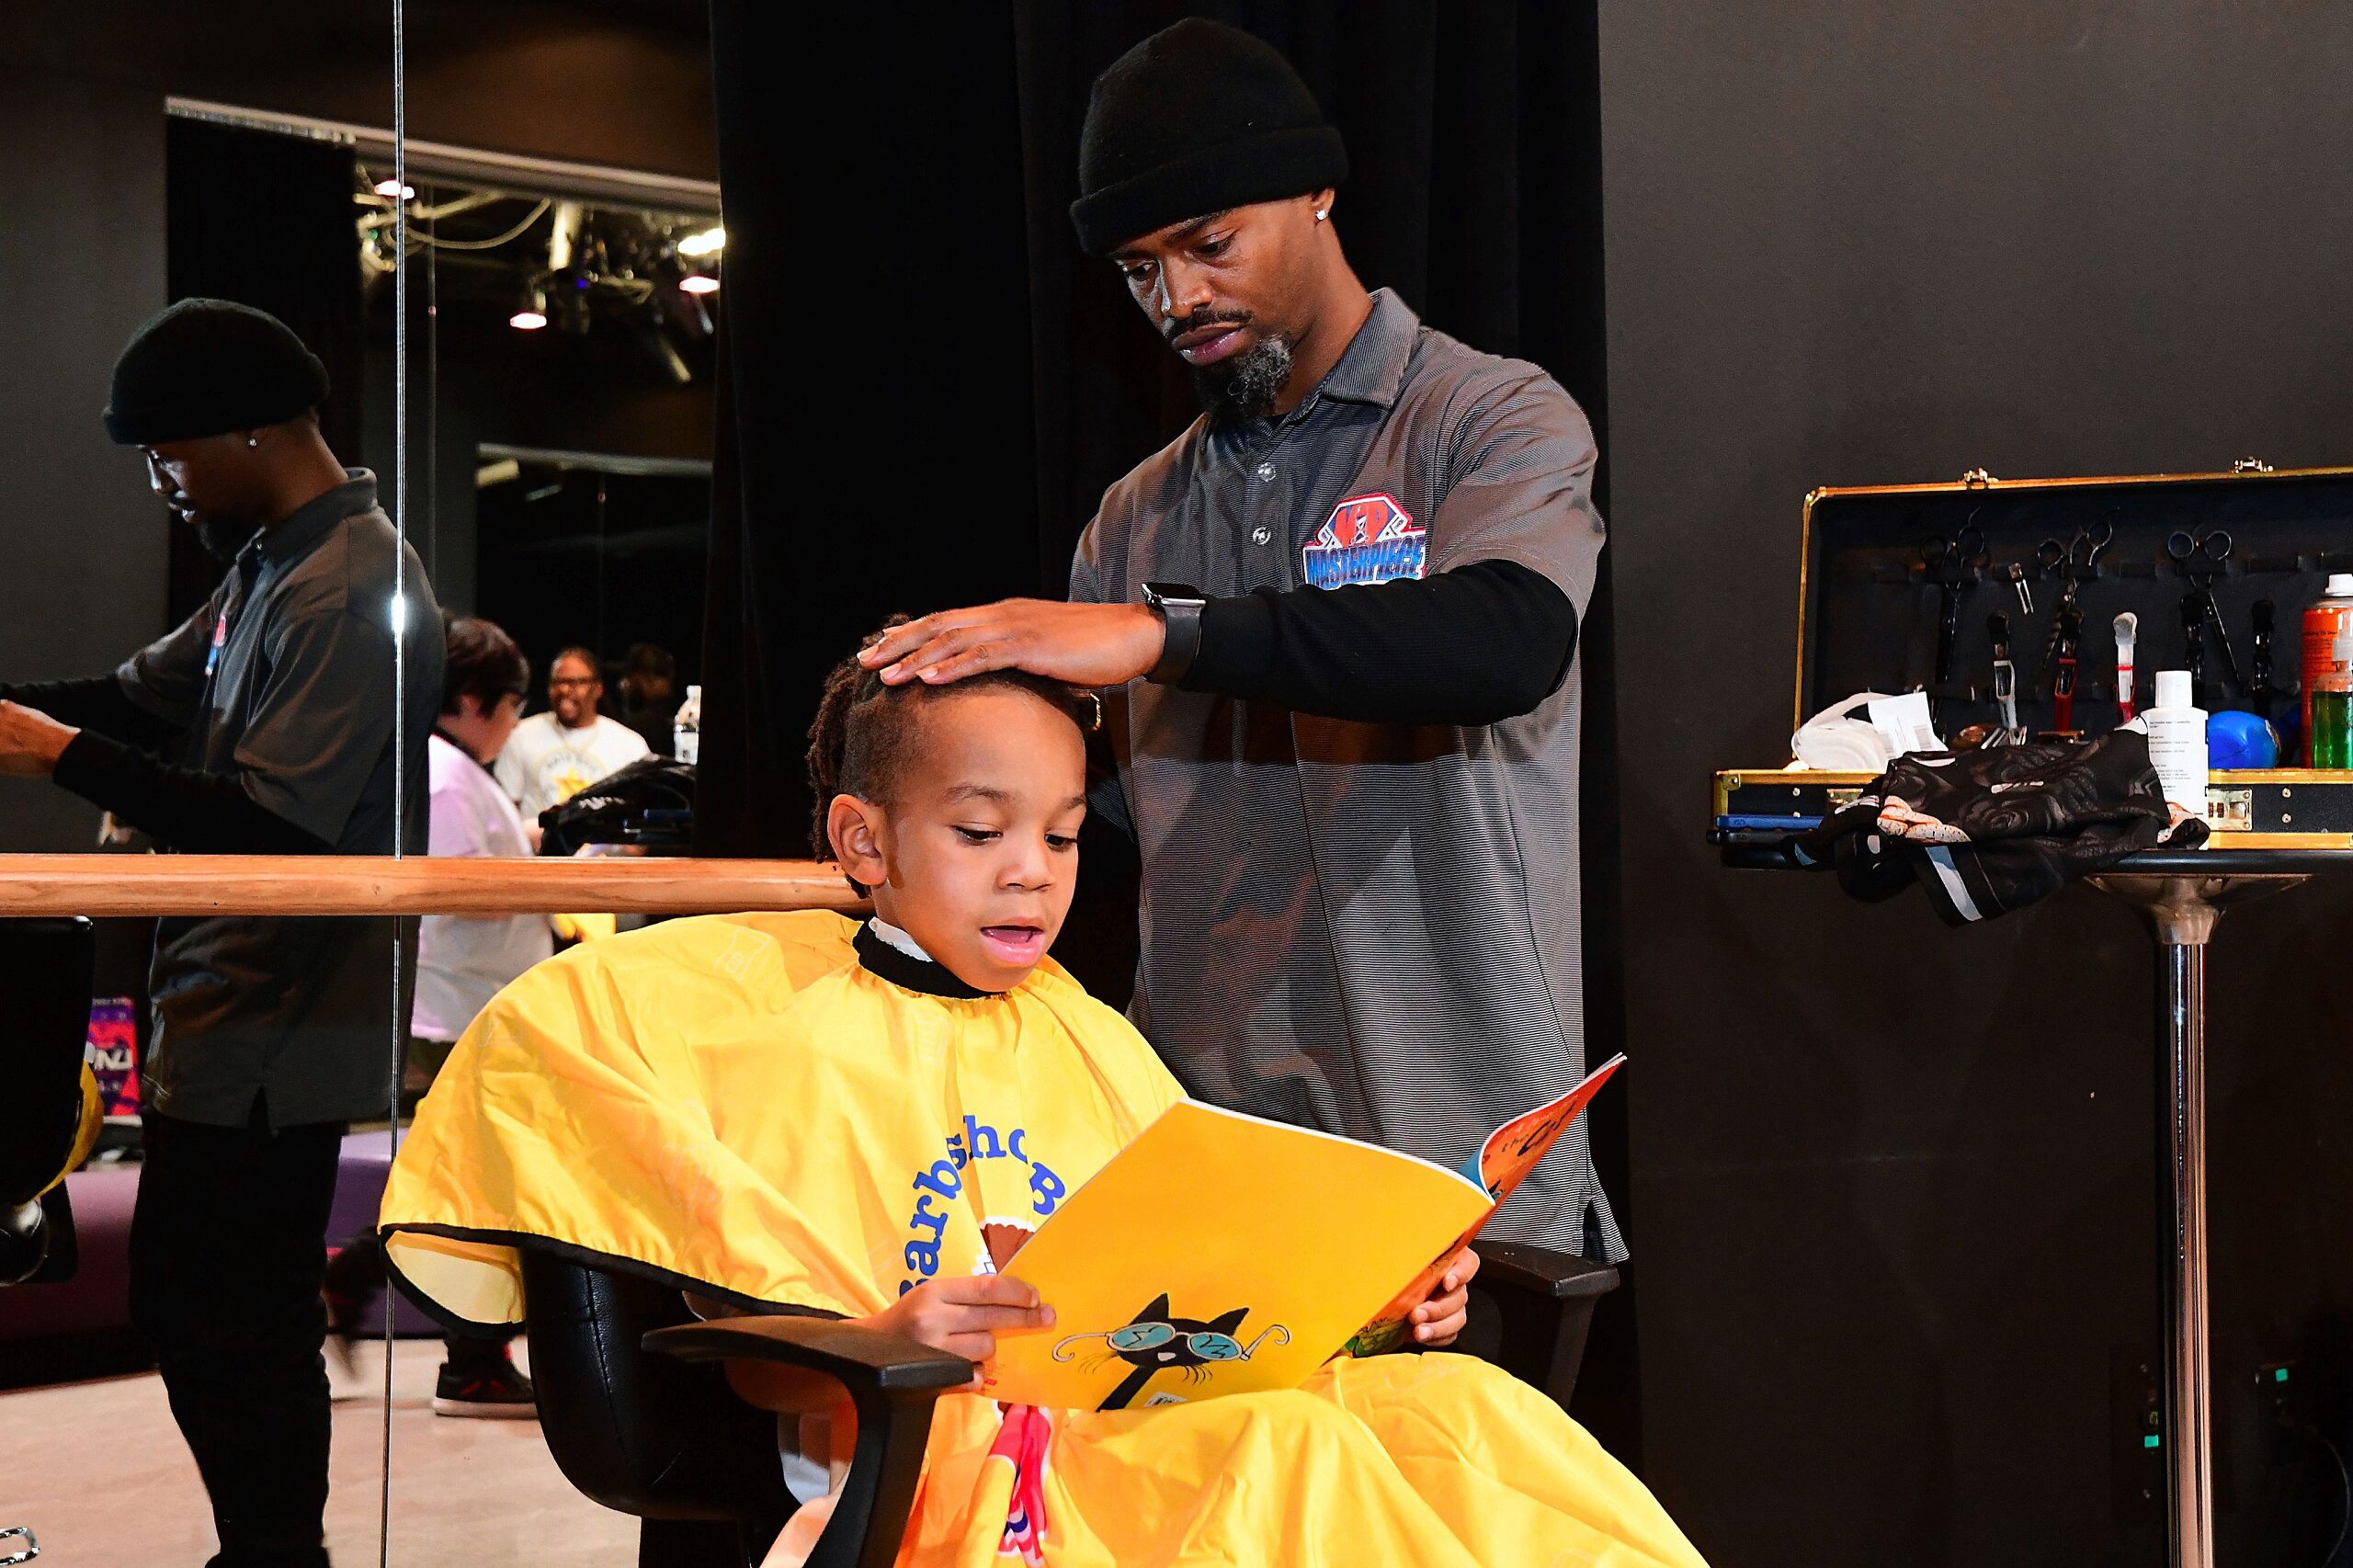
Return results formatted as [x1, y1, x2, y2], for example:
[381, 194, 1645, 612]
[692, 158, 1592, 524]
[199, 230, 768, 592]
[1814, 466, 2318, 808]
[1598, 6, 2353, 1564]
[0, 65, 166, 852]
[363, 327, 717, 616]
[0, 1, 715, 178]
[165, 117, 366, 624]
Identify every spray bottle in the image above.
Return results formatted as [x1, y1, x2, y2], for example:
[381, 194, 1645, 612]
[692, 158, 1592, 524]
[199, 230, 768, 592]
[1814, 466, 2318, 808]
[2313, 631, 2353, 769]
[2302, 574, 2353, 762]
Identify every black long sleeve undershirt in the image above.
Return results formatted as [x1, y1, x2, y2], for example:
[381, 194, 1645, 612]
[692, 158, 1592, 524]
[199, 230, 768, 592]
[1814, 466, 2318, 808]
[1178, 558, 1578, 726]
[51, 732, 334, 855]
[5, 676, 329, 853]
[0, 676, 179, 752]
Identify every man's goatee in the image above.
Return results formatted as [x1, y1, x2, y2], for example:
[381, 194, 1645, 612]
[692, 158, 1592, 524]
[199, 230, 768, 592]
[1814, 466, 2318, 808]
[1192, 335, 1294, 424]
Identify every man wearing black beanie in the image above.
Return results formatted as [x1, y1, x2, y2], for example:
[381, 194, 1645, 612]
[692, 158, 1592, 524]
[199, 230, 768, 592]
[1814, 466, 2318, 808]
[864, 14, 1622, 1309]
[0, 298, 445, 1566]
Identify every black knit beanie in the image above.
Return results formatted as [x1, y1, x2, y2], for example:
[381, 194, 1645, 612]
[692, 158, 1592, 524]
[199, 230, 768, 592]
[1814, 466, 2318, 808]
[1070, 19, 1347, 257]
[102, 299, 330, 446]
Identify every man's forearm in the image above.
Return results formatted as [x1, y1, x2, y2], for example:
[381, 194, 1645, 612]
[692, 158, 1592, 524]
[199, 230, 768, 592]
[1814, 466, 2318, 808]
[52, 733, 334, 855]
[1176, 559, 1578, 725]
[1, 677, 179, 750]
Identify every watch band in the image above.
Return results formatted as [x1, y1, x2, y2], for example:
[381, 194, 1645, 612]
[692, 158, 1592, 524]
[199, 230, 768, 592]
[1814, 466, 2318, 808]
[1142, 582, 1207, 686]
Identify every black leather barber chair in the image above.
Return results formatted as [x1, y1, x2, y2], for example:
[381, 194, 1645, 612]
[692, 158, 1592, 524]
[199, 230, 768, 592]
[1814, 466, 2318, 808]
[0, 917, 98, 1287]
[508, 1233, 1617, 1568]
[538, 756, 696, 857]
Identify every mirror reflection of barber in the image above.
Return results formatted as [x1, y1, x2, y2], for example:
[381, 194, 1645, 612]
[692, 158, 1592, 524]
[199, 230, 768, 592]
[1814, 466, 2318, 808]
[862, 20, 1618, 1261]
[0, 299, 442, 1565]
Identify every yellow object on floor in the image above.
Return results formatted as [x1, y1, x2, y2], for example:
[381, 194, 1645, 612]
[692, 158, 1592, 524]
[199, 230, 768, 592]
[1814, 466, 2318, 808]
[381, 911, 1707, 1567]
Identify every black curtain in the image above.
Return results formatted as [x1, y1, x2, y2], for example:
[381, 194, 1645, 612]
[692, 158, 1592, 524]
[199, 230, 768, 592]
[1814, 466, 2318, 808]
[700, 0, 1635, 1450]
[702, 0, 1611, 841]
[164, 117, 364, 626]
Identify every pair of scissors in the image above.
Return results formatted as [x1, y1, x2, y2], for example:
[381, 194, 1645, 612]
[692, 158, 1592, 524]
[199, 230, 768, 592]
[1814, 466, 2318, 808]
[2167, 525, 2240, 695]
[2037, 510, 2112, 612]
[2035, 513, 2117, 582]
[2034, 516, 2113, 680]
[1919, 521, 1988, 694]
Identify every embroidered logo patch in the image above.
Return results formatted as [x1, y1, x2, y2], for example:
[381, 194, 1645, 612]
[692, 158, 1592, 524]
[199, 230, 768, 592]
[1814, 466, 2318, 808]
[1302, 492, 1427, 589]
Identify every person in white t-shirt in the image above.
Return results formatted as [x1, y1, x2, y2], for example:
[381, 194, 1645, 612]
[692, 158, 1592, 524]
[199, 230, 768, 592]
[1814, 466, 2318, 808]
[493, 644, 652, 828]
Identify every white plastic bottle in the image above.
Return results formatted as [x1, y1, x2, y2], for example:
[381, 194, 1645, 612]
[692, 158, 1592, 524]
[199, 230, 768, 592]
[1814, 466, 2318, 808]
[2142, 669, 2208, 822]
[672, 684, 702, 767]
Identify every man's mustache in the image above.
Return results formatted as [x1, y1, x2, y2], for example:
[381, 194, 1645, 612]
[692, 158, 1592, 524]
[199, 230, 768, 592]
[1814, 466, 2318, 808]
[1165, 309, 1253, 343]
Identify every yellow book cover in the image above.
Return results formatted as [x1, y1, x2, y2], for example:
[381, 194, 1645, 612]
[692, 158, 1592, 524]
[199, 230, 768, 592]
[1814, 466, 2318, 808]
[979, 1054, 1624, 1411]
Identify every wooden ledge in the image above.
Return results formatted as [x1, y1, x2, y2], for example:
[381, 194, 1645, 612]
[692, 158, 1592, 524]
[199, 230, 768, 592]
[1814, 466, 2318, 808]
[0, 855, 864, 917]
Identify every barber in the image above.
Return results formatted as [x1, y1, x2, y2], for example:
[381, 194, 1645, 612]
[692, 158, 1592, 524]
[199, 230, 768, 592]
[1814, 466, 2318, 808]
[862, 21, 1619, 1266]
[0, 300, 441, 1567]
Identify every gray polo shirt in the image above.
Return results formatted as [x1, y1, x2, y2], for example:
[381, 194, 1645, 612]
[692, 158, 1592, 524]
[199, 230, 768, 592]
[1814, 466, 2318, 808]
[116, 472, 441, 1130]
[1071, 290, 1621, 1259]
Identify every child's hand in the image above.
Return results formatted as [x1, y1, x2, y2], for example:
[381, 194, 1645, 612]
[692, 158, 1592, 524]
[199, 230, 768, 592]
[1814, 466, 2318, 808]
[872, 1274, 1056, 1363]
[1409, 1245, 1482, 1346]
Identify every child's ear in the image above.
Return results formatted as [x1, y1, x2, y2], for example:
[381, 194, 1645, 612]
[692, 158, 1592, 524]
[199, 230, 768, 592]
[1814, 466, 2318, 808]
[825, 794, 890, 887]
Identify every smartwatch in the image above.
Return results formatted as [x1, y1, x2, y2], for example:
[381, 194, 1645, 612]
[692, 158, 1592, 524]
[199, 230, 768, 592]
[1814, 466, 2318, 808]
[1142, 581, 1208, 686]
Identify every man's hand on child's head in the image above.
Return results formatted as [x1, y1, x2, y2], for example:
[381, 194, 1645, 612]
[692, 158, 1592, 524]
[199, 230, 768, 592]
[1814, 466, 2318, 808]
[1409, 1245, 1481, 1347]
[860, 599, 1165, 689]
[875, 1273, 1056, 1366]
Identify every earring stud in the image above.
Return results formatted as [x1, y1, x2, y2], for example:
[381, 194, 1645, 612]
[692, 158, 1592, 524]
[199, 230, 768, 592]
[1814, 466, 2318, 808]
[246, 437, 259, 448]
[1315, 210, 1328, 221]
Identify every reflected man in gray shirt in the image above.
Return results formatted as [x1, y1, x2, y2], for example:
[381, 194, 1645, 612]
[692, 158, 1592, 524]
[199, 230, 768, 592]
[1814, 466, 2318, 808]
[0, 300, 439, 1568]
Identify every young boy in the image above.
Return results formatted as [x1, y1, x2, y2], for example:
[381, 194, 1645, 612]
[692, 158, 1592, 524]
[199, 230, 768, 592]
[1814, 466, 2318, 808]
[381, 631, 1707, 1566]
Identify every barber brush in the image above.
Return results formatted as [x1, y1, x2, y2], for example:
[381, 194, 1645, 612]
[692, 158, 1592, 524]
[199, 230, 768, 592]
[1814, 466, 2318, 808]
[2115, 612, 2139, 721]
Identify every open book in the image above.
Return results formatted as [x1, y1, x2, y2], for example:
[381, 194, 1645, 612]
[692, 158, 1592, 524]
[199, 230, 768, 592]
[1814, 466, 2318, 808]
[979, 1054, 1625, 1411]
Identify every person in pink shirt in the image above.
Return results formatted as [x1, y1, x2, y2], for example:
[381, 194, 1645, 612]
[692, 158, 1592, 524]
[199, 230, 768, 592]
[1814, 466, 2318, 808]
[324, 614, 548, 1418]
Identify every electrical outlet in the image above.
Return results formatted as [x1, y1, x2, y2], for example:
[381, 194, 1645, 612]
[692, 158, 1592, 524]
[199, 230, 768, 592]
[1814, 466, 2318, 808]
[2111, 1345, 2165, 1538]
[2255, 1359, 2308, 1471]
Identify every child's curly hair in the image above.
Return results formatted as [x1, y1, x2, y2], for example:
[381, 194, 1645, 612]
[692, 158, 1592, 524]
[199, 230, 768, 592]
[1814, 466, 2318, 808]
[806, 617, 1100, 892]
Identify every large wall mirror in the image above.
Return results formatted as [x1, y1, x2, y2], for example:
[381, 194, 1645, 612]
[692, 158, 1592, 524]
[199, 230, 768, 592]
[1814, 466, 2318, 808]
[0, 6, 720, 1562]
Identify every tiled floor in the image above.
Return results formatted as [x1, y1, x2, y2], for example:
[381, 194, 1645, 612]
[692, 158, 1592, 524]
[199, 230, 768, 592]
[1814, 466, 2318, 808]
[0, 1340, 637, 1565]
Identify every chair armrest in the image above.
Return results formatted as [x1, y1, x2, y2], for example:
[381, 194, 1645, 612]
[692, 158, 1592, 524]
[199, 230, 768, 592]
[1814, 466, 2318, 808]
[1470, 1239, 1620, 1301]
[648, 1313, 973, 1394]
[645, 1316, 972, 1568]
[1464, 1240, 1620, 1412]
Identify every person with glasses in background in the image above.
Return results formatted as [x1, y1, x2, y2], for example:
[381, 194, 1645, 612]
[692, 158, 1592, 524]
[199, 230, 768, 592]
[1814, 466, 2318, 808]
[493, 643, 650, 836]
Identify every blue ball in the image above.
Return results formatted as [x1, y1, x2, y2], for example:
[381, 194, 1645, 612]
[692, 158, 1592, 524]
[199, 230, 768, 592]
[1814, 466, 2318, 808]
[2208, 709, 2279, 769]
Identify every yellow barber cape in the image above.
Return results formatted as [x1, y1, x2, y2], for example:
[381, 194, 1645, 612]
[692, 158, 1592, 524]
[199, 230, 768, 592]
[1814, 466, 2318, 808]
[381, 911, 1708, 1568]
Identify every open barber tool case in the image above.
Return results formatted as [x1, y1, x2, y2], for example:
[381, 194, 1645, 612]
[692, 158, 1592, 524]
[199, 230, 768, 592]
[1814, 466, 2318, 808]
[1711, 460, 2353, 854]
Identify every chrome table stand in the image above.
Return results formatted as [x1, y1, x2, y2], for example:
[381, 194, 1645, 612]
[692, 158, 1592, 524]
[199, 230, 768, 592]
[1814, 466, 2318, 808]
[2086, 850, 2353, 1568]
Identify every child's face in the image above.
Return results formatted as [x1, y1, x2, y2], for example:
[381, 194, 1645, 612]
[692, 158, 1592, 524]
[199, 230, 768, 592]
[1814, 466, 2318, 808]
[832, 687, 1086, 992]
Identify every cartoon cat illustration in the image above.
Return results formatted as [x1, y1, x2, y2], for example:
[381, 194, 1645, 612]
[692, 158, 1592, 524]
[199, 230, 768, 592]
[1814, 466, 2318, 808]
[1051, 1293, 1291, 1411]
